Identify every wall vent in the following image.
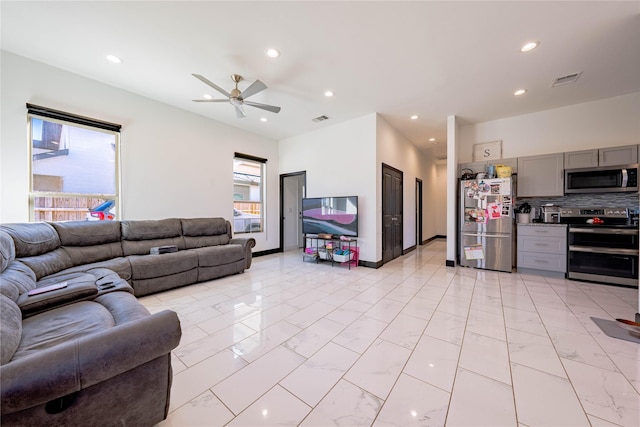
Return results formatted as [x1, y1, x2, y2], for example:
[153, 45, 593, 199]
[551, 72, 582, 87]
[312, 115, 330, 122]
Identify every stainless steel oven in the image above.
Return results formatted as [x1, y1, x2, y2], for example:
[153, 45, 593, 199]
[562, 208, 639, 287]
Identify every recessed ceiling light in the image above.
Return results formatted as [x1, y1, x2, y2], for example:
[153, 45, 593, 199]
[105, 54, 122, 64]
[260, 117, 268, 122]
[324, 90, 334, 97]
[266, 48, 280, 58]
[203, 94, 213, 100]
[410, 115, 419, 120]
[514, 89, 527, 96]
[520, 41, 539, 52]
[429, 138, 436, 142]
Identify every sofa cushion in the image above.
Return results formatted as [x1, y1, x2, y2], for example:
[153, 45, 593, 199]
[50, 220, 122, 246]
[0, 262, 36, 298]
[0, 295, 22, 365]
[12, 301, 115, 362]
[121, 218, 185, 256]
[1, 223, 60, 257]
[128, 251, 198, 280]
[17, 248, 73, 280]
[0, 231, 16, 273]
[59, 257, 132, 282]
[62, 242, 125, 266]
[181, 218, 229, 237]
[121, 218, 182, 241]
[194, 244, 245, 267]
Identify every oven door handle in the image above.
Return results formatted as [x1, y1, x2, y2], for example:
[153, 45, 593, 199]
[569, 245, 639, 256]
[569, 227, 639, 235]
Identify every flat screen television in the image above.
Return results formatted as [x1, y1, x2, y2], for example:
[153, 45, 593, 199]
[302, 196, 358, 237]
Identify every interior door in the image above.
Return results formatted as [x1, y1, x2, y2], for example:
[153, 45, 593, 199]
[280, 172, 306, 251]
[383, 164, 403, 264]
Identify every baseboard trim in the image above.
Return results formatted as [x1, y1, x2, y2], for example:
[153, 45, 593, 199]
[253, 248, 281, 258]
[359, 260, 383, 269]
[445, 259, 456, 267]
[422, 235, 446, 245]
[403, 245, 416, 255]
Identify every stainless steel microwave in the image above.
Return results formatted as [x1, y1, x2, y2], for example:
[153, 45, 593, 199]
[565, 164, 638, 193]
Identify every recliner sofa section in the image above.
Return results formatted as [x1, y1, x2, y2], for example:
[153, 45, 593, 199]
[0, 227, 182, 426]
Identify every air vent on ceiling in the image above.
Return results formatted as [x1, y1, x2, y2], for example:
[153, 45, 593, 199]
[312, 115, 330, 122]
[551, 72, 582, 87]
[436, 155, 447, 161]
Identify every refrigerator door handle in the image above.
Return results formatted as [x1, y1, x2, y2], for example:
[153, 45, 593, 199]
[462, 233, 511, 238]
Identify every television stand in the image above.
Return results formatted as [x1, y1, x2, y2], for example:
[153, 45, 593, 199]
[303, 234, 358, 269]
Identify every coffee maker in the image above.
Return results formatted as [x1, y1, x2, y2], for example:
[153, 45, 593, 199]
[540, 206, 561, 223]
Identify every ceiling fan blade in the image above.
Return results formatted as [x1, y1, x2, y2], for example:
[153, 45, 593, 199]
[192, 74, 231, 98]
[240, 80, 267, 100]
[234, 105, 246, 118]
[192, 99, 229, 103]
[244, 101, 281, 114]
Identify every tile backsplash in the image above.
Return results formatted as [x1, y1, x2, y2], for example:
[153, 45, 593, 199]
[518, 192, 639, 212]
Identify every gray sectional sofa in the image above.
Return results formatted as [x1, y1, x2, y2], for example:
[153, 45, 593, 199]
[0, 217, 255, 426]
[1, 217, 256, 297]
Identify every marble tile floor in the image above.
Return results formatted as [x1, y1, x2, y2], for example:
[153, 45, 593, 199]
[141, 239, 640, 427]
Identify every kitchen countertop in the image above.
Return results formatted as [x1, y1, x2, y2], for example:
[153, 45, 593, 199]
[517, 222, 567, 227]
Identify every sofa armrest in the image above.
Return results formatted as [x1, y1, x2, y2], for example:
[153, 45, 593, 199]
[0, 309, 181, 414]
[230, 237, 256, 269]
[17, 281, 98, 318]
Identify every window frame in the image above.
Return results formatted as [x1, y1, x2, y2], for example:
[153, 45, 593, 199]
[27, 105, 122, 222]
[233, 152, 266, 234]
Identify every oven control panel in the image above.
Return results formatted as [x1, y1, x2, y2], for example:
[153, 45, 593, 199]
[561, 207, 629, 218]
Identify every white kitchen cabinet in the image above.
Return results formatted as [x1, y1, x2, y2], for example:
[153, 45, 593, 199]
[564, 149, 598, 169]
[599, 145, 638, 166]
[517, 153, 564, 197]
[565, 145, 638, 169]
[517, 224, 567, 277]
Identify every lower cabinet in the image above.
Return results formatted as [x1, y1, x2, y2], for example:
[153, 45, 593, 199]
[517, 224, 567, 277]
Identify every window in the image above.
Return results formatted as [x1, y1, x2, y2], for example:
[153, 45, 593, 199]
[28, 104, 121, 222]
[233, 153, 265, 233]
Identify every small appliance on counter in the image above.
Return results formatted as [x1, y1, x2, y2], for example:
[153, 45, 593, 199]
[540, 205, 561, 223]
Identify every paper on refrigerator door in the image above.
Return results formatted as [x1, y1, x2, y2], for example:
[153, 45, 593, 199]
[464, 245, 485, 260]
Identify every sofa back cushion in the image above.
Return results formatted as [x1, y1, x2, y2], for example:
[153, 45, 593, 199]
[51, 221, 124, 266]
[181, 218, 230, 249]
[1, 223, 60, 257]
[1, 230, 16, 273]
[0, 294, 22, 365]
[121, 219, 185, 256]
[0, 262, 37, 299]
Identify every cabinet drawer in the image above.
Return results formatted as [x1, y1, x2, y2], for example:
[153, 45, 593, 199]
[517, 225, 567, 238]
[519, 236, 566, 254]
[517, 251, 567, 273]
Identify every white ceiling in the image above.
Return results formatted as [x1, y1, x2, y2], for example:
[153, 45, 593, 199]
[2, 1, 639, 157]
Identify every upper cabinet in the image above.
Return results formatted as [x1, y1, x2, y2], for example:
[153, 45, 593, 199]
[565, 145, 638, 169]
[564, 149, 598, 169]
[599, 145, 638, 166]
[517, 153, 564, 197]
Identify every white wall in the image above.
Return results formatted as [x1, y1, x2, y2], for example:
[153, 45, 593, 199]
[458, 93, 640, 162]
[435, 162, 448, 235]
[376, 114, 437, 258]
[1, 51, 280, 251]
[279, 114, 377, 262]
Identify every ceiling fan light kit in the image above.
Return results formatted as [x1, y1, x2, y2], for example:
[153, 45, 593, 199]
[192, 73, 281, 118]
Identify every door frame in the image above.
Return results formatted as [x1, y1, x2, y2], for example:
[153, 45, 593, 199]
[279, 171, 306, 252]
[416, 178, 423, 246]
[382, 163, 403, 265]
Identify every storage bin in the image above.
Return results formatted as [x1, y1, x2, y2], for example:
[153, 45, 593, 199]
[495, 164, 512, 177]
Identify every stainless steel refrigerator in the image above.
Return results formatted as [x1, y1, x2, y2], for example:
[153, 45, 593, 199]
[459, 177, 514, 272]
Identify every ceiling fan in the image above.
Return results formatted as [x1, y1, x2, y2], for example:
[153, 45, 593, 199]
[192, 73, 281, 118]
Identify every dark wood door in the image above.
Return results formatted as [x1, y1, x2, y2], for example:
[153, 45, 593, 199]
[382, 164, 403, 264]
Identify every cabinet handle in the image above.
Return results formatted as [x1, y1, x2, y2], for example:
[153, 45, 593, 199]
[534, 260, 549, 264]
